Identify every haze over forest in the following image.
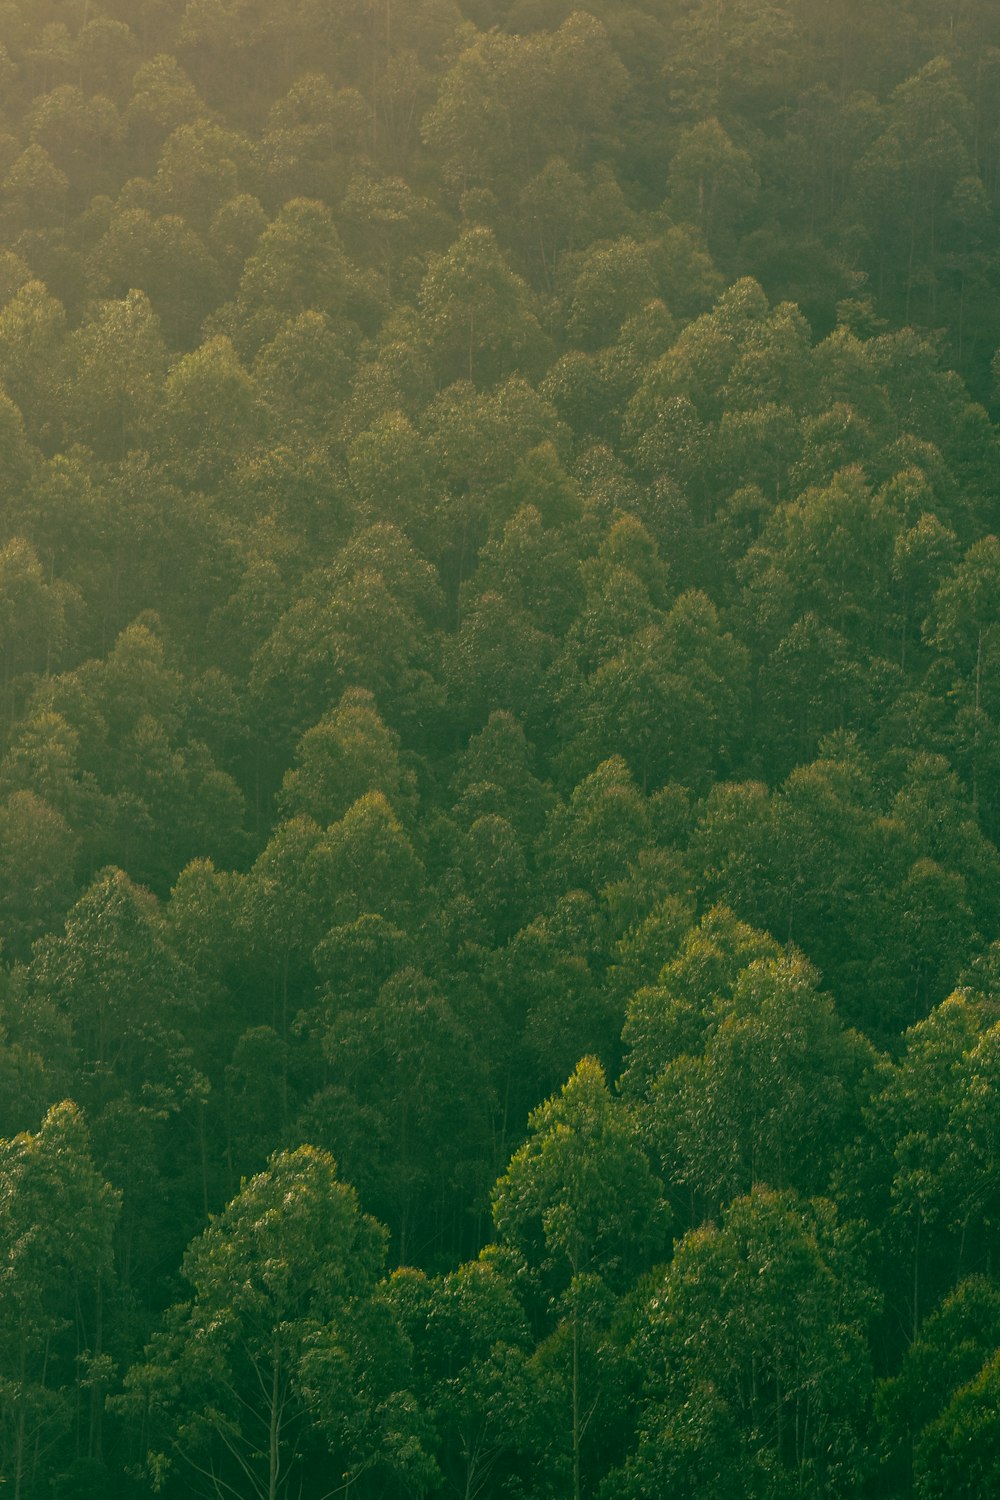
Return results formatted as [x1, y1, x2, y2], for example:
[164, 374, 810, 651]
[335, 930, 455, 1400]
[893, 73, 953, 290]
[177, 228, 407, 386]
[1, 0, 1000, 1496]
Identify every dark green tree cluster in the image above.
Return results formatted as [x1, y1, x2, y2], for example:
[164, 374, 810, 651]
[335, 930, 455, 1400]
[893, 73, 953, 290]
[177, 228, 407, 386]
[0, 0, 1000, 1494]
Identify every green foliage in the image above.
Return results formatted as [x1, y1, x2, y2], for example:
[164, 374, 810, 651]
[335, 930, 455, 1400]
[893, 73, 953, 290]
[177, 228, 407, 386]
[0, 1, 996, 1490]
[878, 1276, 1000, 1495]
[120, 1145, 426, 1500]
[492, 1057, 668, 1297]
[0, 1102, 119, 1497]
[620, 1189, 875, 1500]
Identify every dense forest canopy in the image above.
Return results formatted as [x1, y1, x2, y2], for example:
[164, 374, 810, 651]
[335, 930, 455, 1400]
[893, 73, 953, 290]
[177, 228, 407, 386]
[1, 0, 1000, 1495]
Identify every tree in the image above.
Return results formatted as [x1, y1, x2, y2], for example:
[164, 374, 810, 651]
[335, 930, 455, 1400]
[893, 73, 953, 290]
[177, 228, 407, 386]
[157, 333, 265, 489]
[277, 687, 417, 827]
[667, 0, 804, 118]
[323, 790, 426, 926]
[86, 205, 223, 347]
[26, 86, 123, 208]
[877, 1275, 1000, 1496]
[249, 527, 442, 753]
[914, 1350, 1000, 1500]
[255, 311, 359, 441]
[152, 120, 247, 231]
[258, 76, 367, 206]
[120, 1146, 423, 1500]
[0, 536, 72, 729]
[667, 117, 760, 255]
[0, 1102, 119, 1500]
[567, 589, 750, 792]
[617, 1189, 875, 1500]
[0, 279, 66, 445]
[463, 496, 583, 632]
[493, 891, 617, 1109]
[492, 1058, 668, 1500]
[459, 813, 532, 943]
[418, 225, 548, 386]
[62, 290, 167, 459]
[422, 15, 626, 195]
[539, 756, 651, 898]
[340, 173, 444, 300]
[235, 815, 332, 1047]
[384, 1259, 544, 1500]
[347, 409, 435, 542]
[928, 534, 1000, 831]
[861, 990, 1000, 1338]
[0, 145, 68, 238]
[125, 54, 204, 171]
[620, 904, 781, 1100]
[493, 1057, 667, 1300]
[29, 619, 247, 890]
[443, 589, 556, 739]
[77, 17, 139, 100]
[451, 709, 554, 839]
[224, 196, 378, 355]
[737, 467, 897, 665]
[849, 59, 979, 324]
[25, 870, 203, 1305]
[689, 737, 971, 1035]
[320, 966, 490, 1263]
[0, 790, 78, 960]
[563, 238, 662, 351]
[646, 952, 876, 1217]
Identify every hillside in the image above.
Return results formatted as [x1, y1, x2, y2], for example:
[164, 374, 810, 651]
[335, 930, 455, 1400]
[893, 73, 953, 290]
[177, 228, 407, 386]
[1, 0, 1000, 1495]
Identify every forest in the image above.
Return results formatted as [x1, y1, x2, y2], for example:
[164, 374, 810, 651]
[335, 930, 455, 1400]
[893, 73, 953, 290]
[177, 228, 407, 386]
[1, 0, 1000, 1494]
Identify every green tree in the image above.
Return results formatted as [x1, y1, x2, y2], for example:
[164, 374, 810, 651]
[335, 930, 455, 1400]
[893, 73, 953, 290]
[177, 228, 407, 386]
[27, 85, 123, 208]
[418, 225, 548, 386]
[0, 536, 72, 729]
[321, 966, 490, 1263]
[928, 534, 1000, 830]
[277, 687, 417, 827]
[563, 238, 662, 351]
[667, 117, 760, 255]
[384, 1259, 544, 1500]
[0, 279, 66, 445]
[617, 1189, 875, 1500]
[0, 790, 78, 960]
[86, 205, 222, 347]
[157, 333, 265, 489]
[422, 15, 626, 196]
[259, 75, 367, 206]
[0, 1102, 119, 1500]
[646, 952, 876, 1217]
[620, 904, 781, 1099]
[914, 1350, 1000, 1500]
[124, 54, 204, 171]
[849, 58, 981, 325]
[235, 814, 331, 1047]
[493, 1057, 667, 1300]
[0, 145, 68, 238]
[493, 1058, 668, 1500]
[451, 709, 554, 839]
[861, 990, 1000, 1337]
[62, 290, 167, 458]
[539, 756, 652, 898]
[877, 1275, 1000, 1497]
[249, 524, 442, 753]
[152, 119, 247, 232]
[566, 589, 750, 792]
[222, 196, 378, 355]
[494, 891, 617, 1109]
[255, 311, 359, 441]
[120, 1145, 422, 1500]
